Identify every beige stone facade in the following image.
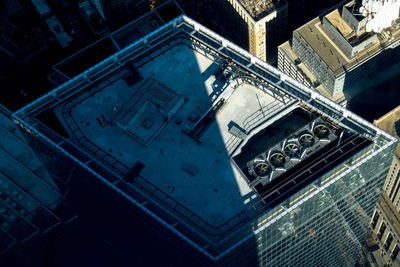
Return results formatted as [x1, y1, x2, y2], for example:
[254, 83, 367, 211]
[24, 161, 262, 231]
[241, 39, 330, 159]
[216, 0, 288, 63]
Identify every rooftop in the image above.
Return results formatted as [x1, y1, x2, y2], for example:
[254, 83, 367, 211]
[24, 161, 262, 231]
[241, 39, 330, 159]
[29, 30, 369, 237]
[12, 16, 397, 259]
[237, 0, 280, 21]
[294, 8, 400, 77]
[53, 42, 262, 227]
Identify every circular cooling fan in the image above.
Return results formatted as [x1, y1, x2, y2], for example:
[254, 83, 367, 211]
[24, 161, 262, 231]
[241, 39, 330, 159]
[313, 124, 330, 139]
[254, 162, 272, 177]
[299, 133, 315, 148]
[269, 152, 286, 167]
[284, 143, 300, 158]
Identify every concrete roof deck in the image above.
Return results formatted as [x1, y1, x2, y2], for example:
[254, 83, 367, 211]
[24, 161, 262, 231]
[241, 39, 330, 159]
[52, 39, 295, 232]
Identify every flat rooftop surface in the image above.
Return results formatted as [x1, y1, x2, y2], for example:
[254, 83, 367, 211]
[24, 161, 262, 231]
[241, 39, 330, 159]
[52, 39, 296, 229]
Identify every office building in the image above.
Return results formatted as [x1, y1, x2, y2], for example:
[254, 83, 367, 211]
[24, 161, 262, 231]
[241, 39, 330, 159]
[0, 105, 72, 266]
[215, 0, 288, 63]
[365, 194, 400, 266]
[376, 106, 400, 211]
[12, 16, 397, 266]
[357, 105, 400, 266]
[278, 0, 400, 104]
[363, 192, 400, 267]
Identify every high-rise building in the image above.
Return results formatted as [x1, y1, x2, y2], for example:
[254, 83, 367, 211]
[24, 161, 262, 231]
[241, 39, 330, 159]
[366, 194, 400, 266]
[357, 105, 400, 266]
[12, 15, 398, 266]
[376, 107, 400, 210]
[215, 0, 288, 63]
[278, 0, 400, 104]
[0, 105, 73, 266]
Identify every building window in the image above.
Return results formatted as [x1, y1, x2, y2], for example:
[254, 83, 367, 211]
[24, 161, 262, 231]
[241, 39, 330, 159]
[384, 233, 393, 251]
[371, 212, 379, 229]
[392, 245, 400, 261]
[378, 222, 386, 240]
[391, 172, 400, 201]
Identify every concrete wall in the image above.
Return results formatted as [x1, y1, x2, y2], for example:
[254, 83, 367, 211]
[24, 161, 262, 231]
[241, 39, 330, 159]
[322, 16, 354, 57]
[352, 34, 377, 56]
[342, 6, 367, 34]
[332, 73, 345, 96]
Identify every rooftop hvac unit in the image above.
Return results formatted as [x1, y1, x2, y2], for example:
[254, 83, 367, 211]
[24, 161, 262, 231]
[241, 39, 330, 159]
[269, 152, 286, 168]
[299, 132, 315, 148]
[283, 142, 300, 158]
[313, 124, 330, 139]
[245, 118, 336, 183]
[252, 161, 272, 179]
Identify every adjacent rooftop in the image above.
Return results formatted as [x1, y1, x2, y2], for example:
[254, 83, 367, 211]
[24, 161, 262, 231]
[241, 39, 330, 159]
[294, 6, 400, 77]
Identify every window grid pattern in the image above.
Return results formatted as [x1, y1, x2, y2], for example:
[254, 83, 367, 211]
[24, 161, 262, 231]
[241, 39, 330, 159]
[292, 33, 336, 95]
[220, 142, 395, 267]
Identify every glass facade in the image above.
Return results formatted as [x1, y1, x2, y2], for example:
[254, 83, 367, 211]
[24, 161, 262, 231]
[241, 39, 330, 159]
[11, 16, 399, 267]
[219, 136, 396, 267]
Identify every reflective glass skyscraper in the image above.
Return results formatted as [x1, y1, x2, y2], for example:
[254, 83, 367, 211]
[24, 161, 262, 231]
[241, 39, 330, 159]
[12, 16, 397, 266]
